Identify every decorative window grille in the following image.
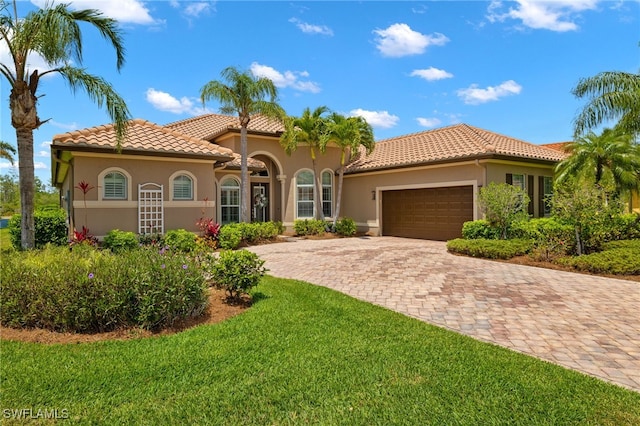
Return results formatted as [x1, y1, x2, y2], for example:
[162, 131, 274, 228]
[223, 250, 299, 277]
[138, 183, 164, 235]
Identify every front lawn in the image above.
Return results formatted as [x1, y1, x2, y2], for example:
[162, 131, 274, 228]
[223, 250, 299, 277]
[1, 277, 638, 424]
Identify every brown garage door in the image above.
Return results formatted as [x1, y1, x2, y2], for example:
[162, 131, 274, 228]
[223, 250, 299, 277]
[382, 186, 473, 241]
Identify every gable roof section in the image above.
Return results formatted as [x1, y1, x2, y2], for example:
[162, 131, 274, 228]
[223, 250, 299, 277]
[344, 123, 568, 174]
[52, 118, 234, 160]
[165, 114, 284, 141]
[540, 142, 571, 152]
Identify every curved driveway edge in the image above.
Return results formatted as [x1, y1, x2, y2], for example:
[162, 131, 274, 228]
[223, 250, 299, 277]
[249, 237, 640, 392]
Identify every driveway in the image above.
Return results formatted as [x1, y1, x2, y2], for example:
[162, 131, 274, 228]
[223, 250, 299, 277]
[249, 236, 640, 392]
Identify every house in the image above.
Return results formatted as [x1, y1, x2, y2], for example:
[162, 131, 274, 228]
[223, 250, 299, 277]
[51, 115, 566, 241]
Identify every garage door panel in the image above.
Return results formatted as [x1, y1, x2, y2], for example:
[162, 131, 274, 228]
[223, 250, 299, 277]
[382, 186, 473, 241]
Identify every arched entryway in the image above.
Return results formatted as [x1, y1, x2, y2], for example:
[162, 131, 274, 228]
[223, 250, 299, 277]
[249, 153, 283, 222]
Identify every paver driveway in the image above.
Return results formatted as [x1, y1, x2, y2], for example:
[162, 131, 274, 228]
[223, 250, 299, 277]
[249, 236, 640, 392]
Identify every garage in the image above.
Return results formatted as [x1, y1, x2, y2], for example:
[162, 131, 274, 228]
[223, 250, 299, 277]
[382, 185, 474, 241]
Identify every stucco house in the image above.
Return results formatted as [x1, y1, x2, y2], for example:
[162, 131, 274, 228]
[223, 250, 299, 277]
[51, 114, 567, 241]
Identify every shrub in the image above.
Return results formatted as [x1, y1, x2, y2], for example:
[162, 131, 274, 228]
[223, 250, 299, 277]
[103, 229, 138, 253]
[218, 225, 243, 250]
[164, 229, 197, 252]
[69, 226, 99, 248]
[335, 217, 357, 237]
[0, 245, 208, 332]
[209, 249, 267, 301]
[461, 220, 500, 240]
[197, 217, 220, 241]
[8, 208, 68, 249]
[604, 213, 640, 242]
[509, 218, 575, 261]
[556, 246, 640, 275]
[138, 232, 164, 248]
[447, 238, 533, 259]
[603, 239, 640, 250]
[294, 219, 327, 236]
[478, 182, 530, 239]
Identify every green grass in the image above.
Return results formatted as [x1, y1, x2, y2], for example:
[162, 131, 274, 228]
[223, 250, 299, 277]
[1, 277, 639, 424]
[0, 227, 11, 251]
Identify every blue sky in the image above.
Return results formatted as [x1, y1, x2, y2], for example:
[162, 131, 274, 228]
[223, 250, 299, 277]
[1, 0, 639, 184]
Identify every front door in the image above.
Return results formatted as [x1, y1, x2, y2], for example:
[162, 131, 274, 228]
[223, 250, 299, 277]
[251, 183, 270, 222]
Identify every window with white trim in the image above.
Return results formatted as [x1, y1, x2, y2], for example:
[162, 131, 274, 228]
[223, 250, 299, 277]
[543, 176, 553, 215]
[296, 171, 314, 218]
[221, 178, 240, 224]
[103, 172, 127, 199]
[512, 174, 525, 190]
[322, 171, 333, 218]
[173, 174, 193, 200]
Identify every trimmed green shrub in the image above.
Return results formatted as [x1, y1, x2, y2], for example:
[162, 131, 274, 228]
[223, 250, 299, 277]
[218, 225, 243, 250]
[209, 249, 267, 300]
[8, 208, 68, 249]
[604, 213, 640, 242]
[0, 245, 208, 332]
[164, 229, 197, 252]
[447, 238, 533, 259]
[103, 229, 138, 253]
[556, 246, 640, 275]
[509, 218, 575, 260]
[461, 220, 500, 240]
[603, 239, 640, 250]
[217, 222, 283, 250]
[335, 217, 357, 237]
[294, 219, 327, 236]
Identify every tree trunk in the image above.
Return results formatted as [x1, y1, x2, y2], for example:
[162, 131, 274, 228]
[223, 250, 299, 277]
[11, 80, 40, 250]
[332, 164, 345, 230]
[240, 124, 250, 223]
[310, 147, 324, 221]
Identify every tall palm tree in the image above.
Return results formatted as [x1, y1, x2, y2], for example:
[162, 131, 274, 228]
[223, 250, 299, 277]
[200, 66, 284, 223]
[1, 0, 130, 249]
[555, 127, 640, 199]
[572, 71, 640, 137]
[0, 141, 17, 165]
[280, 106, 330, 221]
[322, 113, 374, 229]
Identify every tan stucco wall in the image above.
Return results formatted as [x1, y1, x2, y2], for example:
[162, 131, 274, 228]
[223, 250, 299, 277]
[342, 162, 484, 235]
[69, 153, 216, 237]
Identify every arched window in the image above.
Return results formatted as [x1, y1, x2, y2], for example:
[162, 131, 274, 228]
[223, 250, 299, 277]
[173, 174, 193, 200]
[322, 171, 333, 218]
[103, 171, 127, 200]
[296, 170, 314, 218]
[221, 178, 240, 224]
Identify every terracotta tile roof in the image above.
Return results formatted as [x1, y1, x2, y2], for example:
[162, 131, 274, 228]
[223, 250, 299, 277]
[51, 119, 234, 160]
[225, 153, 267, 171]
[344, 124, 568, 174]
[165, 114, 284, 141]
[540, 142, 571, 152]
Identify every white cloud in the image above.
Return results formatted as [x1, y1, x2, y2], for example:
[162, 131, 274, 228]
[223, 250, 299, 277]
[457, 80, 522, 105]
[145, 88, 210, 115]
[0, 161, 47, 170]
[349, 109, 399, 129]
[250, 62, 321, 93]
[289, 18, 333, 36]
[373, 23, 449, 57]
[49, 121, 79, 131]
[487, 0, 599, 32]
[410, 67, 454, 81]
[416, 117, 442, 128]
[184, 3, 212, 17]
[31, 0, 158, 25]
[37, 150, 50, 158]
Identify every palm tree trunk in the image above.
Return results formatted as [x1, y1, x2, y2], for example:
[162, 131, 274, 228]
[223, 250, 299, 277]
[310, 147, 324, 221]
[16, 127, 35, 249]
[240, 124, 250, 223]
[332, 163, 345, 230]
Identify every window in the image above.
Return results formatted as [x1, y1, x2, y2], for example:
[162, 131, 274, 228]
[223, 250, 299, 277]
[296, 171, 314, 218]
[543, 176, 553, 215]
[103, 172, 127, 199]
[221, 178, 240, 224]
[322, 171, 333, 218]
[512, 174, 525, 190]
[173, 174, 193, 200]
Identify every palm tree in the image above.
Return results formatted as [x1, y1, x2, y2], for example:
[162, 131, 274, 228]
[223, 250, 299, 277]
[555, 127, 640, 199]
[200, 66, 284, 223]
[572, 71, 640, 137]
[0, 141, 17, 165]
[1, 0, 130, 249]
[322, 113, 375, 229]
[280, 106, 330, 221]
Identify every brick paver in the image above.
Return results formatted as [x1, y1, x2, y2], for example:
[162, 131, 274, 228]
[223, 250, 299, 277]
[249, 237, 640, 392]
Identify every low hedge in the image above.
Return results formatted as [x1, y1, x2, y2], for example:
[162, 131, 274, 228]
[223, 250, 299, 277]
[218, 221, 284, 250]
[556, 245, 640, 275]
[0, 245, 208, 332]
[447, 238, 533, 259]
[8, 208, 68, 249]
[461, 220, 500, 240]
[294, 219, 327, 236]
